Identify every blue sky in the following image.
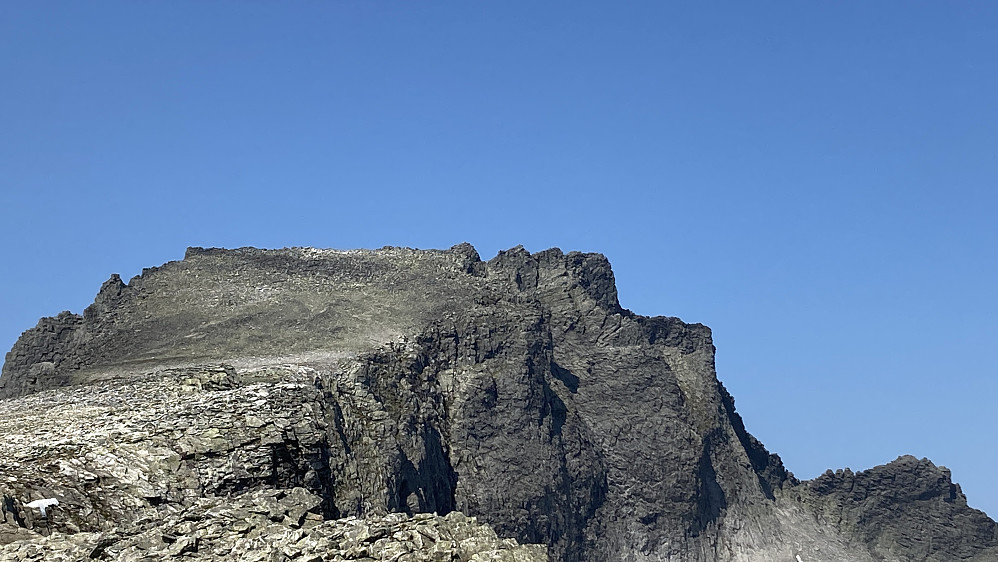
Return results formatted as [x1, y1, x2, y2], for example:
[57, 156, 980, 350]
[2, 2, 996, 516]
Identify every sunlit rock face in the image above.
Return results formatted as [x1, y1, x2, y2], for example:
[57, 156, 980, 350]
[1, 244, 995, 561]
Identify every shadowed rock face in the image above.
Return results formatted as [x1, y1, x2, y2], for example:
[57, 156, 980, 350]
[1, 244, 995, 562]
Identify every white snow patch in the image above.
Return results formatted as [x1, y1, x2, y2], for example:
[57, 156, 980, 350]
[25, 498, 59, 516]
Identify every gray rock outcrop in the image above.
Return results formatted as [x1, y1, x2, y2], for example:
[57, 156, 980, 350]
[2, 487, 545, 562]
[1, 244, 994, 561]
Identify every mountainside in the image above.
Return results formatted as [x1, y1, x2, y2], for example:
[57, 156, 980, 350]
[1, 244, 994, 562]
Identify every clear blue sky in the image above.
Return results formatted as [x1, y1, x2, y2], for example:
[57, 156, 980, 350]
[2, 2, 996, 516]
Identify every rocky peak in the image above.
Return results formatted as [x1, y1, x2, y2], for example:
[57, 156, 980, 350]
[486, 245, 621, 313]
[83, 273, 127, 321]
[801, 455, 997, 561]
[0, 244, 995, 562]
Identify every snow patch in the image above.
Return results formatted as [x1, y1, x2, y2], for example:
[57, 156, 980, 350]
[26, 497, 59, 516]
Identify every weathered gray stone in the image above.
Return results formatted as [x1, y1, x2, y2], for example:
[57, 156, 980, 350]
[0, 488, 545, 562]
[0, 244, 994, 561]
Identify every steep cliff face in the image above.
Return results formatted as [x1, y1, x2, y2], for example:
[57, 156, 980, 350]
[1, 244, 994, 562]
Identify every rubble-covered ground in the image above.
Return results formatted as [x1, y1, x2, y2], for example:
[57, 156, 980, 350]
[0, 364, 546, 562]
[1, 488, 545, 561]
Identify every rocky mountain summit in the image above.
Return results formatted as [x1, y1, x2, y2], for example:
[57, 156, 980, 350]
[1, 244, 995, 562]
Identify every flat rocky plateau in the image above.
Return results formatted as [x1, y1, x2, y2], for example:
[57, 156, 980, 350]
[1, 244, 994, 561]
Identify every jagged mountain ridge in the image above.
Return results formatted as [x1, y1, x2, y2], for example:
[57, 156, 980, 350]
[1, 244, 995, 561]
